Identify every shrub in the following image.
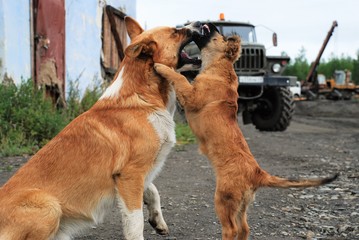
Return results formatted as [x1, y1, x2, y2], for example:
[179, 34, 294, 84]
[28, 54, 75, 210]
[66, 76, 104, 119]
[0, 77, 194, 157]
[0, 79, 68, 156]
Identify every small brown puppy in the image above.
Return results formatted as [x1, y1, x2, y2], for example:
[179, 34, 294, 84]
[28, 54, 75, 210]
[154, 24, 337, 240]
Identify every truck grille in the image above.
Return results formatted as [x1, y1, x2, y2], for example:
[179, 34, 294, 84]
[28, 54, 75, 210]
[235, 47, 265, 73]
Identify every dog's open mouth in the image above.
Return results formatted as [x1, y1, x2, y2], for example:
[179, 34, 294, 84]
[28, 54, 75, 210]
[177, 39, 201, 69]
[177, 24, 211, 70]
[178, 50, 201, 67]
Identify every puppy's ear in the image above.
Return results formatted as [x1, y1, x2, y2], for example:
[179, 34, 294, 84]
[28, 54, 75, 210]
[125, 39, 157, 59]
[225, 35, 241, 62]
[125, 16, 144, 40]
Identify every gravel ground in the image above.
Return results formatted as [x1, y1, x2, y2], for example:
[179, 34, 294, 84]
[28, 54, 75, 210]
[1, 101, 358, 240]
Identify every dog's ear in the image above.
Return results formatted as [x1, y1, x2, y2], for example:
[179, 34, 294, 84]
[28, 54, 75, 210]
[225, 35, 241, 62]
[125, 16, 144, 40]
[125, 39, 157, 59]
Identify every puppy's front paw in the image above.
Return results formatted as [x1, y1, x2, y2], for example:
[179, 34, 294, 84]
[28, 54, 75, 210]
[154, 63, 173, 76]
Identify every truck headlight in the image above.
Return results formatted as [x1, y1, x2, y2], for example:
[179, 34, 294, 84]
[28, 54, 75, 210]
[272, 63, 281, 73]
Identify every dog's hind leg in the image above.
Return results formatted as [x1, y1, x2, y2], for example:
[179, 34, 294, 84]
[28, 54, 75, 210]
[214, 189, 240, 240]
[236, 191, 254, 240]
[0, 189, 62, 240]
[236, 212, 250, 240]
[144, 183, 169, 235]
[236, 202, 250, 240]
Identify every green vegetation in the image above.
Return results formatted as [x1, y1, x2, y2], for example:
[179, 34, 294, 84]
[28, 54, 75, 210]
[0, 78, 101, 157]
[0, 78, 195, 157]
[175, 123, 196, 145]
[66, 76, 104, 120]
[284, 48, 359, 84]
[0, 80, 66, 156]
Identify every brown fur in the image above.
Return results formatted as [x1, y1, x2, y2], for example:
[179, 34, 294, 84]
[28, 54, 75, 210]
[154, 32, 337, 240]
[0, 17, 200, 239]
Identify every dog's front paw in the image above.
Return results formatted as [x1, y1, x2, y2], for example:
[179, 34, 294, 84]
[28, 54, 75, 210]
[154, 63, 173, 76]
[149, 218, 169, 236]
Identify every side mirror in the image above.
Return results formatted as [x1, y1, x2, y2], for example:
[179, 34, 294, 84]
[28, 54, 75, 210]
[272, 33, 278, 47]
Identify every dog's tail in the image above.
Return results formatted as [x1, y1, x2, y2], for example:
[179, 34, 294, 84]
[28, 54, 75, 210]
[258, 171, 338, 188]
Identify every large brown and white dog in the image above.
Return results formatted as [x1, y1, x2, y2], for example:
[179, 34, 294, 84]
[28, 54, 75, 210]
[154, 24, 338, 240]
[0, 17, 201, 240]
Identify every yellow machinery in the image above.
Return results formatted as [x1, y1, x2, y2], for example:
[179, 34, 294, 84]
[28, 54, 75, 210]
[302, 21, 359, 100]
[316, 70, 359, 100]
[325, 70, 359, 99]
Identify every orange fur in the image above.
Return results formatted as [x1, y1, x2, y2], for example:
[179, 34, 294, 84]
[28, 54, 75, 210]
[155, 32, 337, 240]
[0, 17, 201, 239]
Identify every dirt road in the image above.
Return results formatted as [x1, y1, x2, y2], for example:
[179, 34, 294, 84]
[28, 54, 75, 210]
[1, 101, 358, 239]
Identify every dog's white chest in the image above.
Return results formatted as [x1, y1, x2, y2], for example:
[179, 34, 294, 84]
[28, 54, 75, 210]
[146, 109, 176, 187]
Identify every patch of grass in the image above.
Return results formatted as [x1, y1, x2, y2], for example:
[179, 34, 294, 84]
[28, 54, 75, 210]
[5, 165, 13, 172]
[0, 164, 15, 173]
[0, 77, 103, 157]
[175, 123, 196, 145]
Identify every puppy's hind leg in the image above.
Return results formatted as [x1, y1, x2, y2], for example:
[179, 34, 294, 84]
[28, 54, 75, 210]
[236, 191, 254, 240]
[215, 190, 240, 240]
[144, 183, 169, 235]
[236, 204, 250, 240]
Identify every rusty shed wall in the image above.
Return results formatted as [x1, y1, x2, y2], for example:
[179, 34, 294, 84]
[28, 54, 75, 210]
[33, 0, 65, 93]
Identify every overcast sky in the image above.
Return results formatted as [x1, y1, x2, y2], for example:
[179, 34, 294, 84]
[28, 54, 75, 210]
[136, 0, 358, 63]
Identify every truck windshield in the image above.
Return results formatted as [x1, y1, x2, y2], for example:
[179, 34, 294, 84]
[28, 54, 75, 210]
[221, 26, 256, 43]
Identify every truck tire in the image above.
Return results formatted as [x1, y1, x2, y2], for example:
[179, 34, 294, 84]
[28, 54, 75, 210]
[252, 87, 294, 131]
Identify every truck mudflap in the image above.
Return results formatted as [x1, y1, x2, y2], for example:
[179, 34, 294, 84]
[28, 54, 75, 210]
[238, 76, 297, 87]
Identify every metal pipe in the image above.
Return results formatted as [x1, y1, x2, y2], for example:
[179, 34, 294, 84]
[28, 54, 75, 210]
[306, 21, 338, 83]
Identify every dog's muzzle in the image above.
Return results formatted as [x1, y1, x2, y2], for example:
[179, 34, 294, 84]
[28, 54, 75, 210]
[176, 21, 203, 69]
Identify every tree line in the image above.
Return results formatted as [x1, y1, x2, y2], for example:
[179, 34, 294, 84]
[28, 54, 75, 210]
[283, 48, 359, 84]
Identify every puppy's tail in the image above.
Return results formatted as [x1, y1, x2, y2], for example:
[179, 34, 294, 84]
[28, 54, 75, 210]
[259, 171, 338, 188]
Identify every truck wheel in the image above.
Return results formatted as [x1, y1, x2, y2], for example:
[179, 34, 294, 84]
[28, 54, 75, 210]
[252, 87, 294, 131]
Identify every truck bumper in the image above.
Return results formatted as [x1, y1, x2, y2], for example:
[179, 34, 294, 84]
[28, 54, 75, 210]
[264, 76, 297, 87]
[239, 76, 297, 87]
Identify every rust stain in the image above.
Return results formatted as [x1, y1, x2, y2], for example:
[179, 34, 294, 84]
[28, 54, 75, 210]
[33, 0, 65, 106]
[38, 58, 65, 106]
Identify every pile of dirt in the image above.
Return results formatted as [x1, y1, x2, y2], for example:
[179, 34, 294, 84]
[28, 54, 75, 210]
[295, 100, 359, 118]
